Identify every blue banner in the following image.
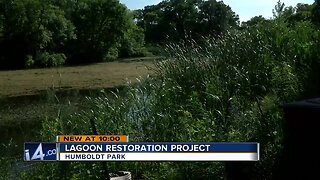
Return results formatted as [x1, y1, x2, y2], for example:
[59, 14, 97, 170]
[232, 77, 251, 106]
[59, 142, 258, 153]
[24, 143, 57, 161]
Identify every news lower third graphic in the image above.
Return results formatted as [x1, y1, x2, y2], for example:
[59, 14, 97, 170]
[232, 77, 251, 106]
[24, 135, 260, 161]
[58, 142, 259, 161]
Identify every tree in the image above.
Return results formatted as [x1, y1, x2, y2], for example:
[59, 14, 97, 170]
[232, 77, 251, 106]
[0, 0, 75, 69]
[312, 0, 320, 26]
[119, 10, 147, 58]
[273, 1, 286, 19]
[50, 0, 147, 63]
[284, 3, 314, 26]
[241, 16, 269, 29]
[197, 0, 239, 36]
[0, 0, 148, 69]
[66, 0, 132, 63]
[136, 0, 239, 43]
[139, 2, 170, 42]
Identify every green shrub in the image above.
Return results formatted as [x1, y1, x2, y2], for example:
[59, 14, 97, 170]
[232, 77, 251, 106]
[25, 55, 35, 68]
[104, 47, 119, 62]
[119, 23, 148, 58]
[145, 44, 163, 56]
[36, 52, 66, 67]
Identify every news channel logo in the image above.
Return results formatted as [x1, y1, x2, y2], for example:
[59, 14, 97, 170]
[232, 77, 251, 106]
[24, 143, 57, 161]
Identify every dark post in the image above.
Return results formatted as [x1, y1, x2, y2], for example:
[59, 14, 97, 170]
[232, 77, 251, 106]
[275, 98, 320, 179]
[89, 118, 111, 180]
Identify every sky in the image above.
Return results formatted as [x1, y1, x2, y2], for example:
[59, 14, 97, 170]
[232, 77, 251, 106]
[120, 0, 315, 22]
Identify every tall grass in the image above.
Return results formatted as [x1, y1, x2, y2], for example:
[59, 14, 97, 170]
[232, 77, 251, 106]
[18, 22, 319, 179]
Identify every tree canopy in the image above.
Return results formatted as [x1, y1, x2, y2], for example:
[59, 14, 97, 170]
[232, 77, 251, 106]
[0, 0, 146, 69]
[1, 0, 319, 69]
[135, 0, 239, 43]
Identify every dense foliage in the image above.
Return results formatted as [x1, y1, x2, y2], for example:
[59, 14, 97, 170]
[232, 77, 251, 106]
[0, 0, 242, 69]
[0, 0, 147, 69]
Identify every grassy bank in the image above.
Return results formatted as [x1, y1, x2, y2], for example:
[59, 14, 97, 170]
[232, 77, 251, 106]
[0, 60, 153, 97]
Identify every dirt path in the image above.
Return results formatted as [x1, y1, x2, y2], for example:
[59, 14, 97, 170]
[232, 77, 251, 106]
[0, 61, 154, 97]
